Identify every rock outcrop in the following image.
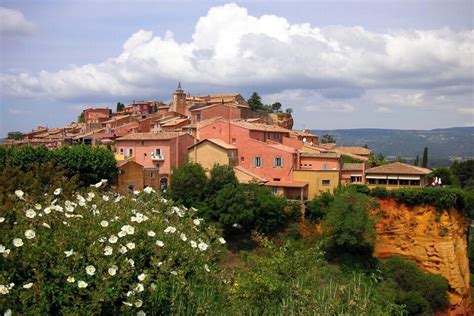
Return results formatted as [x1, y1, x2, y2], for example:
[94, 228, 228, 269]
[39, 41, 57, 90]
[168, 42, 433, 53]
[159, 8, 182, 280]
[374, 198, 471, 315]
[268, 113, 293, 130]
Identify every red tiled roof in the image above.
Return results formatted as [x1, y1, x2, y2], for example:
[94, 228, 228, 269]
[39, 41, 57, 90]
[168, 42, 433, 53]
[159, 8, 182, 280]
[231, 120, 291, 133]
[233, 166, 268, 183]
[182, 117, 225, 129]
[116, 132, 186, 141]
[337, 146, 372, 156]
[366, 162, 431, 175]
[265, 181, 308, 188]
[188, 138, 237, 150]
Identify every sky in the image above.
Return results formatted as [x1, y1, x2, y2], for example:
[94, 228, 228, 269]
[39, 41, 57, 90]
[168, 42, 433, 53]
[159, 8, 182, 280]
[0, 0, 473, 136]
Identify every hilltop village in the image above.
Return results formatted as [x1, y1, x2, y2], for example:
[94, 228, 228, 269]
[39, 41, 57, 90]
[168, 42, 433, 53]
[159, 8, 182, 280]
[4, 84, 432, 200]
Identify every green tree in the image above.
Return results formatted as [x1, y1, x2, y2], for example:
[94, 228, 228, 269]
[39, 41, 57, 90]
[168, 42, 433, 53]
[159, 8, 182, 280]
[116, 102, 125, 112]
[6, 131, 23, 140]
[170, 162, 208, 207]
[320, 134, 336, 144]
[248, 92, 265, 112]
[77, 112, 85, 123]
[431, 167, 454, 185]
[271, 102, 282, 113]
[206, 164, 238, 199]
[321, 187, 377, 256]
[422, 147, 428, 168]
[306, 191, 333, 222]
[285, 108, 293, 114]
[451, 160, 474, 189]
[414, 155, 419, 166]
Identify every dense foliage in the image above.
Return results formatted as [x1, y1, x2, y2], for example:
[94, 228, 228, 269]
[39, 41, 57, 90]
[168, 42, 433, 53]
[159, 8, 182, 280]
[0, 184, 226, 314]
[6, 131, 23, 140]
[381, 256, 449, 314]
[170, 163, 293, 235]
[451, 160, 474, 189]
[0, 145, 117, 187]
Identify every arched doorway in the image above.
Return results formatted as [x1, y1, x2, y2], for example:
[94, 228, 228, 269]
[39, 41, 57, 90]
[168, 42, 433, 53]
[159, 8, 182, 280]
[160, 177, 168, 191]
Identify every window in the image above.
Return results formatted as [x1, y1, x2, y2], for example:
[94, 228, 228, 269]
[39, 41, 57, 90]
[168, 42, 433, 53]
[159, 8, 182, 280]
[144, 153, 147, 158]
[150, 172, 155, 179]
[272, 187, 278, 194]
[196, 114, 201, 122]
[119, 148, 124, 155]
[351, 176, 362, 183]
[232, 138, 236, 144]
[323, 163, 329, 171]
[275, 132, 281, 140]
[128, 149, 133, 157]
[273, 178, 281, 181]
[187, 128, 193, 135]
[410, 180, 420, 186]
[368, 179, 376, 184]
[254, 156, 262, 168]
[141, 141, 145, 145]
[274, 156, 283, 167]
[388, 179, 398, 185]
[128, 185, 135, 191]
[155, 148, 161, 156]
[399, 179, 409, 185]
[241, 156, 245, 162]
[322, 180, 330, 186]
[378, 179, 387, 185]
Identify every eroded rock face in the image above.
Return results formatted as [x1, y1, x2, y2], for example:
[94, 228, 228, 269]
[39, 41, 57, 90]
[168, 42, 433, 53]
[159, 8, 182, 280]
[268, 113, 293, 130]
[374, 198, 471, 315]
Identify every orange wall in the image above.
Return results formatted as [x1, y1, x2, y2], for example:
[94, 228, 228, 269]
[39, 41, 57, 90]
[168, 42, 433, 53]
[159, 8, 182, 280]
[299, 156, 340, 171]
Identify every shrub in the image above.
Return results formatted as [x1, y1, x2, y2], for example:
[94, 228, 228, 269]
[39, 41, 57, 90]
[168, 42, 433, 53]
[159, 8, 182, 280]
[306, 191, 333, 222]
[0, 184, 226, 314]
[321, 188, 377, 257]
[382, 256, 449, 313]
[395, 292, 430, 316]
[170, 162, 207, 208]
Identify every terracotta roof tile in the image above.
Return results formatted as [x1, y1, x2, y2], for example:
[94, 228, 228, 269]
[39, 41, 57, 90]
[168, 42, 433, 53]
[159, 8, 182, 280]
[336, 146, 372, 156]
[366, 162, 431, 175]
[116, 132, 186, 141]
[188, 138, 237, 150]
[231, 120, 291, 133]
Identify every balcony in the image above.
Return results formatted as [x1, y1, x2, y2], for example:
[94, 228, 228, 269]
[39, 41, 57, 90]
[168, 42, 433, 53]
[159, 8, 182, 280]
[151, 154, 165, 161]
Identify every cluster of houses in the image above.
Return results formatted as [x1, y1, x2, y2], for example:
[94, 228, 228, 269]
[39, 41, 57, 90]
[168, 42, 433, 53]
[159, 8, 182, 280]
[5, 84, 432, 200]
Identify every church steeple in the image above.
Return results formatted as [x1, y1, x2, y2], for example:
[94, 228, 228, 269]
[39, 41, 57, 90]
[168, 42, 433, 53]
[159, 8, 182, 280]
[177, 81, 182, 91]
[170, 82, 186, 115]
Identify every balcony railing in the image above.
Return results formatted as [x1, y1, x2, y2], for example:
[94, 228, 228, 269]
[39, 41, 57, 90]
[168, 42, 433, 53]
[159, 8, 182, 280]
[151, 154, 165, 161]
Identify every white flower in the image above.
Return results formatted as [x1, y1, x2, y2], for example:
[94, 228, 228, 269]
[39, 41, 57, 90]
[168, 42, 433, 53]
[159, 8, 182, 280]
[42, 222, 51, 229]
[147, 231, 156, 237]
[87, 192, 95, 201]
[137, 310, 146, 316]
[121, 225, 135, 235]
[161, 197, 168, 203]
[156, 240, 164, 247]
[53, 188, 62, 196]
[100, 220, 109, 227]
[0, 284, 9, 294]
[114, 196, 122, 203]
[35, 203, 42, 210]
[102, 195, 110, 201]
[0, 245, 5, 253]
[218, 237, 226, 244]
[108, 266, 117, 276]
[104, 246, 113, 256]
[64, 249, 74, 257]
[144, 186, 154, 194]
[15, 190, 24, 199]
[135, 299, 143, 307]
[23, 282, 33, 289]
[4, 309, 12, 316]
[13, 238, 23, 247]
[77, 280, 88, 288]
[128, 258, 135, 267]
[198, 242, 208, 252]
[2, 249, 11, 257]
[118, 230, 127, 238]
[108, 235, 118, 244]
[180, 233, 187, 241]
[77, 195, 86, 206]
[85, 265, 96, 276]
[135, 283, 144, 292]
[138, 273, 146, 281]
[170, 271, 178, 276]
[43, 207, 51, 214]
[190, 240, 197, 248]
[67, 276, 75, 283]
[164, 226, 176, 234]
[123, 301, 133, 307]
[193, 218, 201, 226]
[0, 217, 5, 223]
[24, 229, 36, 239]
[204, 264, 210, 272]
[133, 190, 140, 195]
[126, 242, 135, 250]
[119, 246, 128, 254]
[25, 209, 36, 218]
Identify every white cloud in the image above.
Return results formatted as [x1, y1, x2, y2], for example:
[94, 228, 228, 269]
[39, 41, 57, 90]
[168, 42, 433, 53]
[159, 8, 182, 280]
[457, 107, 474, 115]
[8, 108, 32, 115]
[374, 106, 393, 113]
[0, 2, 472, 118]
[0, 7, 35, 35]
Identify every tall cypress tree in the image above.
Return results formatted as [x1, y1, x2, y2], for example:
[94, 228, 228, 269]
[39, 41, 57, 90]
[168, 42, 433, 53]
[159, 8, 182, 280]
[414, 155, 419, 166]
[422, 147, 428, 168]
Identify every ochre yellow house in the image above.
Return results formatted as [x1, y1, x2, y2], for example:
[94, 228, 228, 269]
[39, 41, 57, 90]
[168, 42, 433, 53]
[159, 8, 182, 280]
[188, 138, 238, 171]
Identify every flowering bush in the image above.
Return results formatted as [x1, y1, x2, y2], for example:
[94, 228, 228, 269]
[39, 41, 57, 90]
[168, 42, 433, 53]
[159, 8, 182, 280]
[0, 181, 226, 314]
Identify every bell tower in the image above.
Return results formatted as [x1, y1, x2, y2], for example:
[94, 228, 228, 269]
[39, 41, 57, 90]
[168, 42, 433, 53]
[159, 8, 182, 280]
[170, 82, 186, 115]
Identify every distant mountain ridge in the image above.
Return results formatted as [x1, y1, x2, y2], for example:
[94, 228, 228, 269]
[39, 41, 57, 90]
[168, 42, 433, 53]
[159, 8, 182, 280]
[312, 127, 474, 167]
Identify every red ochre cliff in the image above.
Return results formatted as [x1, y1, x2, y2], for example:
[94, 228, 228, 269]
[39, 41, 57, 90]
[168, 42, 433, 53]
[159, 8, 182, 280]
[374, 198, 471, 315]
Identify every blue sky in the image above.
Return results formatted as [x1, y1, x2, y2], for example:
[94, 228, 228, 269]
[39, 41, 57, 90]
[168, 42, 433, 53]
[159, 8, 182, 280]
[1, 0, 473, 136]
